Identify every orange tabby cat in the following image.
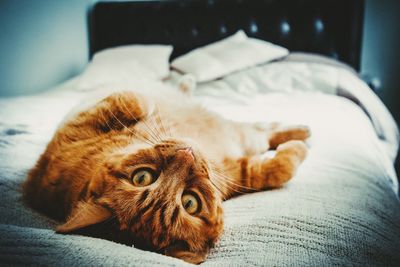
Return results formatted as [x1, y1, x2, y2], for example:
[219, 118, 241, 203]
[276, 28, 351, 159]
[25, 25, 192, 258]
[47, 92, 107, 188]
[23, 90, 309, 264]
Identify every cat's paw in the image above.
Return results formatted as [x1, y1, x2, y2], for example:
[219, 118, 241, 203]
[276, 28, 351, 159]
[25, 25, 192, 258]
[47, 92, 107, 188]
[291, 125, 311, 141]
[276, 140, 308, 162]
[178, 74, 196, 96]
[269, 125, 311, 149]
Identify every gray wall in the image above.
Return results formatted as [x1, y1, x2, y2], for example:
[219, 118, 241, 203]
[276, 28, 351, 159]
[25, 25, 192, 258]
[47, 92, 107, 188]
[361, 0, 400, 125]
[0, 0, 399, 125]
[0, 0, 91, 96]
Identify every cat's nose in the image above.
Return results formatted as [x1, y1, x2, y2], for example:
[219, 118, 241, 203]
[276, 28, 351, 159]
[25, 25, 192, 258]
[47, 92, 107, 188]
[176, 147, 194, 161]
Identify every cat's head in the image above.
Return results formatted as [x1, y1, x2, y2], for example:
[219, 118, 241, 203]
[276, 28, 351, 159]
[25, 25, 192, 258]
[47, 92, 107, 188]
[57, 138, 224, 264]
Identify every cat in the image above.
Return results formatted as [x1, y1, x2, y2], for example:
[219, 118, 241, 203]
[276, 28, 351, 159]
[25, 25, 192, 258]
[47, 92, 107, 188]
[23, 89, 310, 264]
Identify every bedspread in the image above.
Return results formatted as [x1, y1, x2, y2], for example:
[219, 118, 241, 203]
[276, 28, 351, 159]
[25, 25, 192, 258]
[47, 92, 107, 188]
[1, 65, 400, 266]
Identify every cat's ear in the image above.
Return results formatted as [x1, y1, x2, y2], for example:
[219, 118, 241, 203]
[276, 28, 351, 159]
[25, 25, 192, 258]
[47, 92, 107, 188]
[56, 200, 112, 233]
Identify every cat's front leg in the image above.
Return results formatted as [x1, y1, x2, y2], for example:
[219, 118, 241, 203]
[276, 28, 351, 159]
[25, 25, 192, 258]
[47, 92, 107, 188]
[245, 140, 308, 189]
[220, 140, 308, 199]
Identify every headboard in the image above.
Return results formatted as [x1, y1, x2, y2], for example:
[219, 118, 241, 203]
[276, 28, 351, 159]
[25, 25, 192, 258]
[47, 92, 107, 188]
[89, 0, 364, 71]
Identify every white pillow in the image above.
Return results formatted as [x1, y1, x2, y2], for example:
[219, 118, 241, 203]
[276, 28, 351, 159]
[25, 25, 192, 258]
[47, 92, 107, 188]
[78, 45, 173, 90]
[171, 30, 288, 82]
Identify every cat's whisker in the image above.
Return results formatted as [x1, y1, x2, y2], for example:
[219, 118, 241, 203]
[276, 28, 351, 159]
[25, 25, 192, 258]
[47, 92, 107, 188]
[159, 109, 173, 138]
[153, 107, 171, 140]
[134, 123, 159, 145]
[219, 176, 257, 192]
[100, 110, 153, 146]
[163, 125, 175, 139]
[127, 126, 156, 147]
[209, 161, 240, 179]
[207, 175, 226, 200]
[211, 174, 246, 194]
[163, 118, 173, 138]
[147, 113, 164, 142]
[105, 106, 156, 146]
[208, 162, 227, 175]
[209, 161, 237, 173]
[153, 112, 175, 142]
[150, 107, 168, 140]
[108, 119, 155, 146]
[99, 109, 116, 132]
[119, 98, 160, 144]
[210, 177, 229, 199]
[153, 110, 167, 139]
[209, 164, 258, 192]
[142, 106, 168, 143]
[212, 168, 257, 191]
[129, 109, 162, 144]
[210, 173, 248, 196]
[143, 114, 163, 143]
[156, 116, 175, 139]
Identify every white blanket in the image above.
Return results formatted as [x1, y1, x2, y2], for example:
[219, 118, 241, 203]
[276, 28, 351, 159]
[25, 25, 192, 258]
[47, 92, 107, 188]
[0, 59, 399, 266]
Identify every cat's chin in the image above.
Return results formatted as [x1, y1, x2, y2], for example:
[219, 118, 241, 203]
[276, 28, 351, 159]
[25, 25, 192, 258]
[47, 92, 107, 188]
[165, 247, 208, 264]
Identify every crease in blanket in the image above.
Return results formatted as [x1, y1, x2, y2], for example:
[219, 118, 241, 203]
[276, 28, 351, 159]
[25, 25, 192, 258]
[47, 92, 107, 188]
[0, 69, 400, 266]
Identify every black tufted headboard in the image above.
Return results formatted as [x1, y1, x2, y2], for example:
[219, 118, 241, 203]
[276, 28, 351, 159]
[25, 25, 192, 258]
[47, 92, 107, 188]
[89, 0, 365, 71]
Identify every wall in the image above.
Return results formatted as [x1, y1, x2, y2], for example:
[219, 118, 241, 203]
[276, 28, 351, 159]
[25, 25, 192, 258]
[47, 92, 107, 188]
[361, 0, 400, 126]
[0, 0, 91, 96]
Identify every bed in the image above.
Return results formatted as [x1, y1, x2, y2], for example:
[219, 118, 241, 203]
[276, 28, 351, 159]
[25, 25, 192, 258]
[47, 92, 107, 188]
[1, 0, 400, 266]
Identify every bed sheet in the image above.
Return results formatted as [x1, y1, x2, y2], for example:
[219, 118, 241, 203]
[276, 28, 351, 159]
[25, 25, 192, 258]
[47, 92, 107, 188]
[0, 63, 400, 266]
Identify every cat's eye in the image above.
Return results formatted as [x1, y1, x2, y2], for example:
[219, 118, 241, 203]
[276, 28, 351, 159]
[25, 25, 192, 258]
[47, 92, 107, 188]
[131, 169, 155, 187]
[182, 193, 199, 214]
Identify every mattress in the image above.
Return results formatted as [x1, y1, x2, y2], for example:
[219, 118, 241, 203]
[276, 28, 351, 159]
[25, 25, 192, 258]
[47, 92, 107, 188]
[0, 57, 399, 266]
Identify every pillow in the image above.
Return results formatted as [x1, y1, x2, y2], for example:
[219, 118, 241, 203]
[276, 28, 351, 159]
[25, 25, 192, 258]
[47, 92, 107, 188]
[77, 45, 173, 90]
[171, 30, 288, 82]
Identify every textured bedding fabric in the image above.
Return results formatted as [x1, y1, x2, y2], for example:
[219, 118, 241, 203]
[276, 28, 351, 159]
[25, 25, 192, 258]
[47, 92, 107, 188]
[1, 61, 400, 266]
